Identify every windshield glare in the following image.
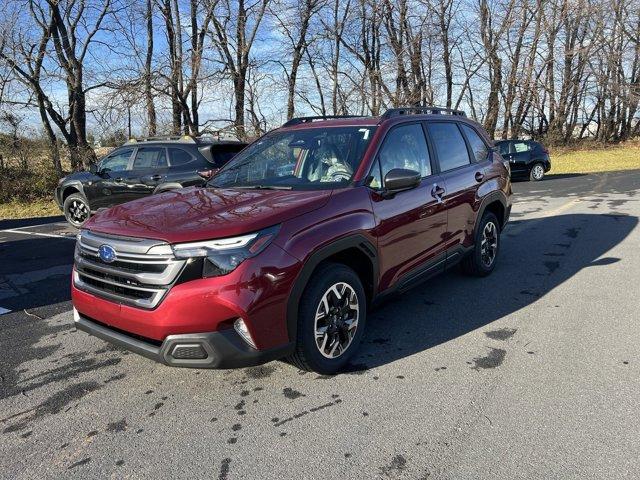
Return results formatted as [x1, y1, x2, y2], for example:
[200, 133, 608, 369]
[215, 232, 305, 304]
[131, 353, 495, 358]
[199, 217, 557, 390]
[209, 126, 376, 190]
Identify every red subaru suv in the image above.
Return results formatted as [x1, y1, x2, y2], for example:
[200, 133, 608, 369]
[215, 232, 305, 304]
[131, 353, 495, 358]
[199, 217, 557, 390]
[72, 107, 512, 374]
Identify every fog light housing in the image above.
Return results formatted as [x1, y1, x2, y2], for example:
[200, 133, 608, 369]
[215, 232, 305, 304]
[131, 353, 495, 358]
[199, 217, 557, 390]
[234, 318, 256, 349]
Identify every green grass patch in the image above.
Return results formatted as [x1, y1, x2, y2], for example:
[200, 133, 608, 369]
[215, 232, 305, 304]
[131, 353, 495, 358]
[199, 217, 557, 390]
[549, 141, 640, 175]
[0, 199, 61, 220]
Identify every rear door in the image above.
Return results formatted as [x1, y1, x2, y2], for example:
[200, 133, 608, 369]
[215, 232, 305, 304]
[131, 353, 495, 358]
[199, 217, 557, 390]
[86, 148, 134, 209]
[425, 121, 487, 257]
[509, 140, 532, 173]
[124, 146, 169, 202]
[369, 122, 447, 291]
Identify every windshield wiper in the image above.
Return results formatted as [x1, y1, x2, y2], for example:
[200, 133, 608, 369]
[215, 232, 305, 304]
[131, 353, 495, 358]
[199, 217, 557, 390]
[233, 185, 293, 190]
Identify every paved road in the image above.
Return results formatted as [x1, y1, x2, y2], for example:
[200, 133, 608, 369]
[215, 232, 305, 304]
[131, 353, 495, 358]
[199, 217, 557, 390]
[1, 171, 639, 479]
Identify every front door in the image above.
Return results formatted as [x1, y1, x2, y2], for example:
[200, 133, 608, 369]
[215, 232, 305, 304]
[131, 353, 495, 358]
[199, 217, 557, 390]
[368, 123, 448, 291]
[124, 146, 169, 202]
[86, 148, 134, 210]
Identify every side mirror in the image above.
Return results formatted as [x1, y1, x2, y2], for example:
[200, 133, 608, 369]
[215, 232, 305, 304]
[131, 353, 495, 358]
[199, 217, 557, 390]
[382, 168, 421, 197]
[197, 168, 219, 180]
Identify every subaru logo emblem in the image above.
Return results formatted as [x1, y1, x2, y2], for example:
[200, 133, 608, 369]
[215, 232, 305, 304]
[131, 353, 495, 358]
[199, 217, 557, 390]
[98, 244, 117, 263]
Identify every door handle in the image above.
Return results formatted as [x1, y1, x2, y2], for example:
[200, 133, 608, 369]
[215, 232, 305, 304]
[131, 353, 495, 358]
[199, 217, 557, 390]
[114, 177, 123, 182]
[150, 174, 162, 181]
[475, 171, 484, 182]
[431, 184, 445, 202]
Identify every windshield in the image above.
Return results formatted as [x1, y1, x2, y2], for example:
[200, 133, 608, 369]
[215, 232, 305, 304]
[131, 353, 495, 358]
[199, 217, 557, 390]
[209, 126, 376, 190]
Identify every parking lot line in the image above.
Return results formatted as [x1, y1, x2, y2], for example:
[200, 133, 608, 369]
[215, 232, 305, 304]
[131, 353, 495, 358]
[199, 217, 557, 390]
[0, 228, 75, 239]
[0, 307, 11, 315]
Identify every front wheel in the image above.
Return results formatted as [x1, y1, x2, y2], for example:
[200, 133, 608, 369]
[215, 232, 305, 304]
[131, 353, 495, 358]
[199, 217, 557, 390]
[63, 193, 91, 228]
[289, 263, 366, 374]
[461, 212, 500, 277]
[529, 163, 545, 181]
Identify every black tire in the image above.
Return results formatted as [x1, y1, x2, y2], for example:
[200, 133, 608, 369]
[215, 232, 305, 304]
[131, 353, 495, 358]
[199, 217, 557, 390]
[461, 211, 500, 277]
[529, 162, 545, 181]
[63, 193, 91, 228]
[288, 262, 367, 374]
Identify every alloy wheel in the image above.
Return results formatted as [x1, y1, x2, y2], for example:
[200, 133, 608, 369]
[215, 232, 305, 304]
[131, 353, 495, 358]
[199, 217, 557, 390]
[532, 164, 544, 180]
[314, 282, 359, 359]
[69, 199, 89, 224]
[480, 221, 498, 267]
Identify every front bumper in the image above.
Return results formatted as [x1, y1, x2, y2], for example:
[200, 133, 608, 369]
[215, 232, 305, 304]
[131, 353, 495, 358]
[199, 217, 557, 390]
[74, 309, 294, 368]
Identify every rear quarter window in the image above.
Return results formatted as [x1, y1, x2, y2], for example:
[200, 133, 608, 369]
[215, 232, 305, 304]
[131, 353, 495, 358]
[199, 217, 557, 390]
[168, 148, 198, 168]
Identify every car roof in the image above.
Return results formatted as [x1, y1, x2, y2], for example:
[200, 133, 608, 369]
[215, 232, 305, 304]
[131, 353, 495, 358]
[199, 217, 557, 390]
[121, 137, 247, 148]
[277, 109, 486, 134]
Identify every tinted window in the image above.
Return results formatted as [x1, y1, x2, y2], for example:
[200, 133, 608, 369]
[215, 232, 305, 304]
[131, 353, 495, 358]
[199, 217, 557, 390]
[461, 125, 489, 162]
[168, 148, 195, 167]
[427, 123, 470, 171]
[373, 124, 430, 188]
[133, 147, 167, 169]
[496, 142, 510, 156]
[100, 149, 132, 172]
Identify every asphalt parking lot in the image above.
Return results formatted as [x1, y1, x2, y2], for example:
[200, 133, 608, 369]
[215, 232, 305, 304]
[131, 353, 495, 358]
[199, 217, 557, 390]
[1, 171, 639, 479]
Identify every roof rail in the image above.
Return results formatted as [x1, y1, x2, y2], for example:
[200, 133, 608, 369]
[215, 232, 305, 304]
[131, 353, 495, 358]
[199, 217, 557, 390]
[282, 115, 365, 127]
[125, 135, 197, 144]
[380, 106, 466, 121]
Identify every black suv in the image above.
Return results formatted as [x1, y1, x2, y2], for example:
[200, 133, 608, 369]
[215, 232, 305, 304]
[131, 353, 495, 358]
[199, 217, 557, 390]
[495, 139, 551, 181]
[55, 136, 247, 227]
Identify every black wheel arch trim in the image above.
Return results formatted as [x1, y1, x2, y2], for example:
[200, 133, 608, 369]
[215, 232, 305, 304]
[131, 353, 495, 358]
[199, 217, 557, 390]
[61, 181, 87, 202]
[477, 190, 509, 229]
[285, 234, 378, 343]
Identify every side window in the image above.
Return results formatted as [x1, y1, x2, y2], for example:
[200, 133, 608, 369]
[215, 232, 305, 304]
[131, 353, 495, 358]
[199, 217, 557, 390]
[461, 125, 489, 162]
[376, 124, 431, 187]
[427, 122, 471, 171]
[100, 149, 133, 172]
[132, 147, 167, 169]
[497, 142, 510, 156]
[168, 148, 195, 167]
[513, 142, 530, 153]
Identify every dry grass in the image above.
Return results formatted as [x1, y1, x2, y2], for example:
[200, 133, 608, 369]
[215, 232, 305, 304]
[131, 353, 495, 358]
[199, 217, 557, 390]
[549, 141, 640, 175]
[0, 199, 60, 220]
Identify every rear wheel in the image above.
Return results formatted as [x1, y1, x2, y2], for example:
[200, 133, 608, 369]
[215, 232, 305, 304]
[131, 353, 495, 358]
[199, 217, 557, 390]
[289, 263, 366, 374]
[461, 212, 500, 277]
[63, 193, 91, 228]
[529, 162, 545, 181]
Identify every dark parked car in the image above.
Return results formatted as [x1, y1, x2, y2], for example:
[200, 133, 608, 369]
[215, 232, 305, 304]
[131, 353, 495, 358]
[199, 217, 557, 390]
[72, 106, 512, 374]
[495, 139, 551, 181]
[55, 136, 247, 227]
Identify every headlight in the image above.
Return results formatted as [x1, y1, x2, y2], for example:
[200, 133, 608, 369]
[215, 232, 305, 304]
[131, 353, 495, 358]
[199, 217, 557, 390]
[172, 225, 280, 277]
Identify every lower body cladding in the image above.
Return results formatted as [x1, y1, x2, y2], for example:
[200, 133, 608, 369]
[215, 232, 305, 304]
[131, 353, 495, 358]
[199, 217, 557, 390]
[73, 309, 293, 368]
[71, 242, 300, 369]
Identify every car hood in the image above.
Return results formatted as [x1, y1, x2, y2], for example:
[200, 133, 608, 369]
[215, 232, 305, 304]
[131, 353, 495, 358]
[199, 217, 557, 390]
[85, 186, 332, 243]
[62, 171, 99, 183]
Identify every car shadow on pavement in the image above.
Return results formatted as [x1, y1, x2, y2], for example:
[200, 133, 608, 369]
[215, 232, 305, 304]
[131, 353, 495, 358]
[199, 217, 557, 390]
[0, 215, 65, 230]
[0, 236, 75, 311]
[353, 212, 637, 370]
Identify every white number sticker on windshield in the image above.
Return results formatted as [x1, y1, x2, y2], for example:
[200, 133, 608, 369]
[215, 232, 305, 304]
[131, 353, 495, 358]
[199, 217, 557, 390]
[359, 128, 370, 140]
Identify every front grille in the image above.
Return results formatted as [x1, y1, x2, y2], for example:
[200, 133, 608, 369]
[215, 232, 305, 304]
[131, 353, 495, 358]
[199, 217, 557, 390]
[73, 230, 186, 309]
